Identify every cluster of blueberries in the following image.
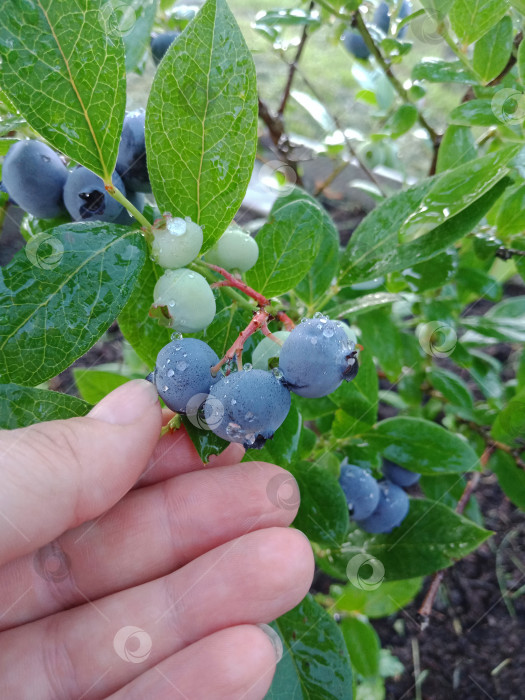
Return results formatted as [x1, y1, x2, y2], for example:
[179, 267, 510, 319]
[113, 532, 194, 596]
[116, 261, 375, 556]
[1, 110, 150, 225]
[151, 314, 359, 449]
[343, 1, 410, 60]
[339, 458, 420, 533]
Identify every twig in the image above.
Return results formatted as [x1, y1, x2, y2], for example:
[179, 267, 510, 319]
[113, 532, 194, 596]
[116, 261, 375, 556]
[495, 246, 525, 261]
[278, 2, 313, 117]
[203, 261, 270, 307]
[418, 466, 484, 627]
[276, 310, 296, 330]
[353, 10, 440, 147]
[257, 97, 304, 186]
[466, 421, 525, 470]
[211, 308, 271, 375]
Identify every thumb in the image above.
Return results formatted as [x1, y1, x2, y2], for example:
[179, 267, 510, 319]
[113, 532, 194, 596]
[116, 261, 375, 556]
[0, 379, 161, 566]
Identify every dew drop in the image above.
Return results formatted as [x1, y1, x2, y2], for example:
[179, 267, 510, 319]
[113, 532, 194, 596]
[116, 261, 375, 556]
[167, 369, 175, 378]
[231, 398, 237, 405]
[168, 300, 175, 307]
[323, 326, 334, 338]
[245, 411, 255, 422]
[166, 358, 171, 364]
[162, 385, 168, 392]
[311, 337, 318, 345]
[300, 317, 308, 323]
[176, 361, 188, 372]
[272, 368, 284, 379]
[174, 344, 182, 351]
[244, 433, 256, 446]
[313, 311, 326, 320]
[226, 422, 244, 439]
[243, 363, 253, 371]
[171, 332, 183, 340]
[167, 217, 187, 236]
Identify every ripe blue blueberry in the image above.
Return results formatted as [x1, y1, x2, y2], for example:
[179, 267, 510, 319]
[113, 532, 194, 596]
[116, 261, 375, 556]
[278, 315, 358, 398]
[116, 110, 151, 193]
[63, 166, 127, 223]
[374, 1, 410, 37]
[151, 31, 180, 65]
[154, 338, 220, 413]
[383, 459, 421, 488]
[342, 31, 370, 60]
[356, 480, 409, 534]
[2, 140, 68, 219]
[204, 368, 291, 449]
[339, 461, 380, 521]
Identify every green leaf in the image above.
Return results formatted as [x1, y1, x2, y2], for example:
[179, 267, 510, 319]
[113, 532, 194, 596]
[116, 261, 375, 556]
[384, 104, 418, 138]
[266, 595, 353, 700]
[518, 37, 525, 84]
[195, 303, 251, 360]
[419, 473, 483, 524]
[117, 0, 159, 72]
[329, 293, 400, 319]
[461, 315, 525, 343]
[420, 0, 454, 19]
[401, 249, 459, 292]
[73, 369, 130, 405]
[428, 367, 474, 414]
[473, 16, 513, 83]
[0, 0, 126, 179]
[369, 417, 480, 474]
[340, 175, 510, 284]
[412, 59, 477, 84]
[449, 0, 508, 45]
[357, 307, 403, 380]
[491, 450, 525, 511]
[0, 138, 17, 156]
[491, 390, 525, 446]
[119, 257, 172, 369]
[331, 578, 423, 619]
[399, 147, 519, 243]
[254, 8, 321, 28]
[0, 383, 91, 429]
[246, 197, 323, 297]
[436, 125, 477, 173]
[331, 348, 379, 427]
[336, 499, 491, 581]
[276, 189, 339, 305]
[456, 266, 502, 303]
[341, 617, 380, 679]
[145, 0, 258, 249]
[0, 223, 146, 386]
[496, 183, 525, 236]
[449, 99, 503, 127]
[290, 461, 350, 547]
[181, 418, 229, 462]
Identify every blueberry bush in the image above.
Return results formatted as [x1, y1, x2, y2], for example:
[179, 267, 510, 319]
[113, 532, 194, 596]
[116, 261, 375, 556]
[1, 0, 525, 697]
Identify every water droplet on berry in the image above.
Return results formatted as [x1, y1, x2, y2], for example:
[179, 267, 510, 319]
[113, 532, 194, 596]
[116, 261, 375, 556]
[245, 411, 255, 422]
[183, 353, 187, 358]
[272, 368, 284, 379]
[176, 361, 188, 372]
[171, 332, 183, 340]
[323, 326, 334, 338]
[166, 358, 171, 364]
[167, 369, 175, 378]
[226, 422, 244, 439]
[311, 337, 318, 345]
[167, 217, 187, 236]
[300, 317, 308, 323]
[231, 398, 237, 405]
[162, 385, 168, 392]
[243, 363, 253, 371]
[313, 311, 324, 319]
[244, 433, 256, 446]
[174, 344, 182, 351]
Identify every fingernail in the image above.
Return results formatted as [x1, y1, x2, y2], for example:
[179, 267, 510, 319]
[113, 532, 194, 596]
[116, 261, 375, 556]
[256, 623, 283, 663]
[88, 379, 159, 425]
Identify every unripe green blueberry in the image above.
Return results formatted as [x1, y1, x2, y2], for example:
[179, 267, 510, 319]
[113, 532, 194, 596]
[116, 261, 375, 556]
[153, 268, 216, 332]
[252, 331, 291, 370]
[152, 216, 203, 269]
[205, 225, 259, 272]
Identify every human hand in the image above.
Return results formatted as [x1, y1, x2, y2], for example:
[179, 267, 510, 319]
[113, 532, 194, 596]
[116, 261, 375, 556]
[0, 379, 313, 699]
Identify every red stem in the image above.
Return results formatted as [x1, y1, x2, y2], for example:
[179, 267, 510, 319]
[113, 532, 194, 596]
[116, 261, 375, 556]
[211, 309, 271, 375]
[276, 311, 296, 330]
[204, 262, 270, 307]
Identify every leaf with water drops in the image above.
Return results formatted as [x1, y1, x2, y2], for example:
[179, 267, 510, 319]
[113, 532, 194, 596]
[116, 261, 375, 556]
[0, 222, 146, 387]
[145, 0, 258, 250]
[0, 384, 91, 429]
[0, 0, 126, 179]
